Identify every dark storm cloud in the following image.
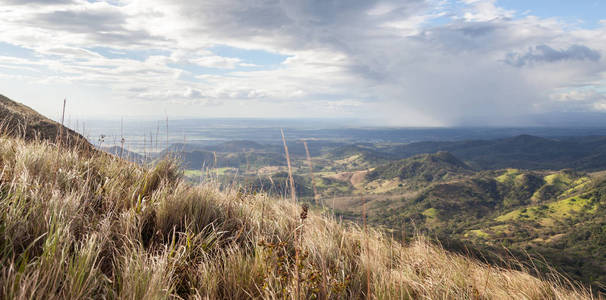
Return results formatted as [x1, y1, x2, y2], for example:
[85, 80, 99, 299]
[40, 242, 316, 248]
[30, 9, 159, 46]
[412, 21, 511, 54]
[505, 44, 601, 67]
[459, 23, 498, 37]
[34, 9, 125, 32]
[178, 0, 427, 49]
[280, 0, 378, 25]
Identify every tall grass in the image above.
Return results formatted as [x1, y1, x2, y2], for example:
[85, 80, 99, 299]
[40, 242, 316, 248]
[0, 135, 594, 299]
[303, 140, 318, 205]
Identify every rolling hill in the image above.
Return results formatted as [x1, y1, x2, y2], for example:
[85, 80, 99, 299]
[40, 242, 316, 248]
[386, 134, 606, 171]
[166, 150, 286, 170]
[338, 166, 606, 291]
[100, 146, 145, 163]
[366, 151, 472, 182]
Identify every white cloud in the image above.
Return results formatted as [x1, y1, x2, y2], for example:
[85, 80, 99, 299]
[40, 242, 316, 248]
[0, 0, 605, 125]
[190, 56, 241, 69]
[460, 0, 514, 22]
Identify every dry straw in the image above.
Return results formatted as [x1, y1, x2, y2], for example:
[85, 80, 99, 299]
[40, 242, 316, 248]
[303, 140, 318, 205]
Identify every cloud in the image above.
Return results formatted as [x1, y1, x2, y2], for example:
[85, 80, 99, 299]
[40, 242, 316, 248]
[190, 56, 241, 69]
[1, 0, 606, 125]
[550, 89, 606, 103]
[460, 0, 514, 22]
[505, 44, 601, 67]
[0, 0, 75, 5]
[34, 9, 125, 33]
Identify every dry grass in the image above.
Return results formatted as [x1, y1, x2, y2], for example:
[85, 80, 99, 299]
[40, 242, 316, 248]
[0, 135, 594, 299]
[0, 95, 93, 152]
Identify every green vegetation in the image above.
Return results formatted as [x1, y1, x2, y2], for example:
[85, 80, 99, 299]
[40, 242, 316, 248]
[422, 207, 438, 219]
[496, 195, 598, 222]
[496, 168, 520, 183]
[385, 134, 606, 171]
[466, 229, 490, 239]
[173, 150, 286, 171]
[338, 163, 606, 292]
[366, 151, 472, 182]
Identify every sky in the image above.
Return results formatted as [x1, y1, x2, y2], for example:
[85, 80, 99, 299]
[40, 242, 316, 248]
[0, 0, 606, 126]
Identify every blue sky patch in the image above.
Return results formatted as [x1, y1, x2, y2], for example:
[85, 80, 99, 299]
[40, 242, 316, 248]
[88, 47, 170, 61]
[0, 42, 38, 60]
[499, 0, 606, 28]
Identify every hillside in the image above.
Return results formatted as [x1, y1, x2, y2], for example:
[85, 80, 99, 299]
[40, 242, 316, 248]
[324, 144, 393, 171]
[367, 151, 472, 182]
[101, 146, 145, 163]
[0, 136, 590, 298]
[0, 94, 92, 150]
[367, 169, 590, 229]
[339, 167, 606, 291]
[165, 150, 286, 170]
[387, 135, 606, 171]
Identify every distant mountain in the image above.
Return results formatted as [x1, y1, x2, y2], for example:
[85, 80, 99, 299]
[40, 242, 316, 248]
[366, 151, 472, 182]
[203, 140, 267, 152]
[324, 144, 394, 171]
[162, 143, 206, 153]
[0, 94, 92, 150]
[163, 141, 275, 155]
[172, 150, 216, 169]
[167, 150, 286, 170]
[101, 146, 145, 163]
[387, 134, 606, 171]
[330, 144, 393, 160]
[248, 171, 312, 197]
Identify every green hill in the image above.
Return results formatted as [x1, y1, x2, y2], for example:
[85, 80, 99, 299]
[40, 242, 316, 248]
[101, 146, 145, 163]
[203, 140, 268, 152]
[366, 151, 472, 182]
[323, 144, 393, 171]
[373, 169, 588, 229]
[351, 167, 605, 292]
[167, 150, 286, 170]
[386, 135, 606, 171]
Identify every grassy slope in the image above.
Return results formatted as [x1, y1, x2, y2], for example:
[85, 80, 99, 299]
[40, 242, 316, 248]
[0, 94, 92, 151]
[0, 136, 591, 299]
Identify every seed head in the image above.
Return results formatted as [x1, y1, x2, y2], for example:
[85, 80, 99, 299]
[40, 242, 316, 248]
[300, 203, 309, 220]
